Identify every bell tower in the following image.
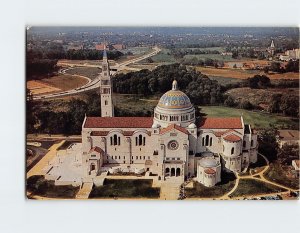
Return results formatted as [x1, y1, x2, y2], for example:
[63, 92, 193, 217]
[100, 43, 114, 117]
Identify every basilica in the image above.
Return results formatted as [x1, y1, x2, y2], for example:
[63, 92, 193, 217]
[81, 48, 258, 187]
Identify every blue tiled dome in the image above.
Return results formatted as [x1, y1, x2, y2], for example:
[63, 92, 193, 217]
[157, 90, 192, 109]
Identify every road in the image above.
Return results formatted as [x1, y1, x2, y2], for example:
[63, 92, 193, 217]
[33, 47, 161, 100]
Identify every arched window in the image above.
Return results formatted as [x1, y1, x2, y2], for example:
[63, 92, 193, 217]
[135, 137, 138, 146]
[143, 137, 146, 146]
[139, 135, 142, 145]
[110, 137, 113, 145]
[251, 140, 254, 147]
[205, 135, 209, 146]
[210, 137, 212, 146]
[243, 141, 246, 147]
[118, 136, 120, 145]
[223, 145, 225, 152]
[113, 134, 118, 145]
[202, 137, 205, 146]
[231, 147, 234, 155]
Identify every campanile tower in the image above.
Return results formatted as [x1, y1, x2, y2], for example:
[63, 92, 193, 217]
[100, 44, 114, 117]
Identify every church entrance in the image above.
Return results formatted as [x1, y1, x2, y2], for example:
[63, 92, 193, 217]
[171, 168, 175, 176]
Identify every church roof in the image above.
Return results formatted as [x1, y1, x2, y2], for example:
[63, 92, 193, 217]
[198, 117, 243, 129]
[160, 124, 189, 135]
[223, 134, 242, 142]
[89, 146, 104, 154]
[84, 117, 153, 128]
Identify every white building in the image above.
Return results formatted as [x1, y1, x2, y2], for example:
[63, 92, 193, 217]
[79, 49, 258, 187]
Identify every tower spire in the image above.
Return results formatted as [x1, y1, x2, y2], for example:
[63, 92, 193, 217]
[172, 80, 178, 90]
[100, 40, 114, 117]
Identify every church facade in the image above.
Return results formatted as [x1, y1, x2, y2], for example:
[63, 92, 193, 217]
[81, 48, 258, 187]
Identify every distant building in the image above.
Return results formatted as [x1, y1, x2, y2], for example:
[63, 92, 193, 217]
[277, 130, 300, 148]
[95, 43, 108, 51]
[268, 40, 275, 56]
[112, 44, 126, 50]
[221, 52, 233, 56]
[67, 44, 83, 50]
[283, 48, 300, 60]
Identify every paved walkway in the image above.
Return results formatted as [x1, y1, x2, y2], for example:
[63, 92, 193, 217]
[27, 140, 65, 178]
[216, 153, 299, 200]
[160, 178, 183, 200]
[76, 183, 93, 199]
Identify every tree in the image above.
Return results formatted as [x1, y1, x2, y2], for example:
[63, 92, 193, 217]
[280, 95, 299, 117]
[277, 144, 299, 165]
[258, 128, 278, 162]
[224, 96, 235, 107]
[239, 100, 253, 110]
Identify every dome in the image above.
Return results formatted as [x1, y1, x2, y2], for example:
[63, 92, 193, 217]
[199, 157, 219, 168]
[153, 80, 195, 128]
[157, 90, 192, 109]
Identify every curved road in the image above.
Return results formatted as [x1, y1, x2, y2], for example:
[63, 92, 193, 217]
[33, 47, 161, 100]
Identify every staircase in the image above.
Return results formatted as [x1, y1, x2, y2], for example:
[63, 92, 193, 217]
[76, 182, 93, 199]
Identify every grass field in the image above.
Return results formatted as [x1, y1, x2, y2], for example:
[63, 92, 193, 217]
[27, 80, 61, 95]
[185, 54, 235, 61]
[200, 106, 298, 129]
[264, 162, 299, 190]
[41, 74, 89, 91]
[150, 48, 177, 63]
[65, 67, 101, 80]
[186, 171, 236, 198]
[230, 179, 286, 198]
[27, 175, 79, 199]
[89, 179, 160, 199]
[196, 66, 299, 80]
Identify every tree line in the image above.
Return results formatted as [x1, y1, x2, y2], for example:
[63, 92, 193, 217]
[113, 63, 224, 105]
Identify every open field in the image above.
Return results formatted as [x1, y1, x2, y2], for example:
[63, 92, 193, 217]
[200, 106, 298, 129]
[89, 179, 160, 199]
[27, 80, 61, 95]
[65, 67, 101, 80]
[40, 74, 89, 92]
[58, 59, 117, 67]
[264, 162, 299, 190]
[149, 48, 177, 63]
[185, 54, 235, 61]
[226, 87, 299, 106]
[230, 179, 287, 198]
[196, 66, 299, 80]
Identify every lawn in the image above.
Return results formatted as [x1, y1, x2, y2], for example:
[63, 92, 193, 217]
[185, 54, 235, 61]
[27, 175, 79, 199]
[65, 67, 101, 80]
[200, 106, 298, 129]
[264, 162, 299, 190]
[230, 179, 286, 198]
[149, 48, 177, 63]
[89, 179, 160, 199]
[185, 171, 236, 198]
[113, 94, 158, 116]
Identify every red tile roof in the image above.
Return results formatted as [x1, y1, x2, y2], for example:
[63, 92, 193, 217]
[160, 124, 189, 135]
[198, 117, 243, 129]
[89, 146, 104, 154]
[90, 130, 150, 136]
[91, 131, 109, 136]
[84, 117, 153, 128]
[213, 129, 241, 137]
[204, 168, 216, 175]
[223, 134, 242, 142]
